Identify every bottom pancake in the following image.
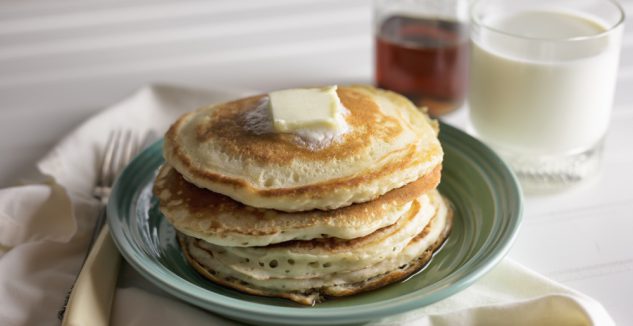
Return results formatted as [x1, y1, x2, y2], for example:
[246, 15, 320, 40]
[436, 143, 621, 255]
[178, 195, 453, 305]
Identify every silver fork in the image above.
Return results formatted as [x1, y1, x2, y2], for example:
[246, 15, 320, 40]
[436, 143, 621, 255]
[59, 130, 144, 325]
[89, 130, 139, 249]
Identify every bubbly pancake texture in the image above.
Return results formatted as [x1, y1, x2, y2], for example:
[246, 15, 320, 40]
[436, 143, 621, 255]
[153, 164, 442, 246]
[164, 85, 443, 212]
[179, 192, 453, 305]
[192, 191, 438, 279]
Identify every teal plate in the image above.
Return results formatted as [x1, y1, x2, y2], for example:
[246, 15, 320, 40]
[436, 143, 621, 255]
[108, 122, 523, 325]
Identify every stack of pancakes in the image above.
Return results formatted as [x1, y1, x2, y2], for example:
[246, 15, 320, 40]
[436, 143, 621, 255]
[154, 85, 453, 305]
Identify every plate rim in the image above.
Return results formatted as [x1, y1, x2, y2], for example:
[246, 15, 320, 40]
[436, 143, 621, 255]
[108, 122, 523, 323]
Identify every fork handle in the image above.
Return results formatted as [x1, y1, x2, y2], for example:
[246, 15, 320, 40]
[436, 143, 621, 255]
[62, 225, 121, 326]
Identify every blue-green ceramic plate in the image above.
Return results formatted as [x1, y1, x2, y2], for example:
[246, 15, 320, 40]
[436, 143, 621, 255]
[108, 122, 523, 325]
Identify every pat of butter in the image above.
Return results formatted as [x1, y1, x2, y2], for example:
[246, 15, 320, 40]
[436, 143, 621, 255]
[268, 86, 347, 133]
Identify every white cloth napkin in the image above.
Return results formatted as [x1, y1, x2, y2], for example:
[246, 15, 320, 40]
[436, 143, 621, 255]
[0, 85, 615, 326]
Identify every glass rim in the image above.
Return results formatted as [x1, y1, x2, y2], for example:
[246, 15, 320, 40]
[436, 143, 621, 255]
[470, 0, 626, 42]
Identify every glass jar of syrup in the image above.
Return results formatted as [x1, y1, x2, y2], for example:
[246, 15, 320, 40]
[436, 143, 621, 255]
[374, 0, 469, 117]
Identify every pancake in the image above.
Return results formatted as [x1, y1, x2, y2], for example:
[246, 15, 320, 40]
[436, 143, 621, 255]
[163, 85, 443, 212]
[192, 191, 438, 279]
[153, 163, 442, 247]
[179, 192, 453, 305]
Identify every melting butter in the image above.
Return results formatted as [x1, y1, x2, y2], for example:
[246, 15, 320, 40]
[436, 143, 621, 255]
[268, 86, 348, 134]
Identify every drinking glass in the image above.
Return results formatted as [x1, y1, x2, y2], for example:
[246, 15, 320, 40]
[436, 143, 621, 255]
[469, 0, 625, 192]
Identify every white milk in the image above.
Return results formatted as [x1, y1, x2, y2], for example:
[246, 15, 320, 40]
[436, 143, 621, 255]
[469, 11, 622, 155]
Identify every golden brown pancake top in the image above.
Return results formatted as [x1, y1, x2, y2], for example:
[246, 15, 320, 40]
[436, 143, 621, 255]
[186, 88, 403, 164]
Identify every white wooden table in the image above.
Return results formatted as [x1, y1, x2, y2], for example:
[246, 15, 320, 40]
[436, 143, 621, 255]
[1, 0, 631, 324]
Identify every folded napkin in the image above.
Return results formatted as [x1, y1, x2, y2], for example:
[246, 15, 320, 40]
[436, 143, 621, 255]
[0, 85, 615, 326]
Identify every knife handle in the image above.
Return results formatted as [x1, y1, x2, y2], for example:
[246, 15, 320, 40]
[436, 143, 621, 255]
[62, 225, 121, 326]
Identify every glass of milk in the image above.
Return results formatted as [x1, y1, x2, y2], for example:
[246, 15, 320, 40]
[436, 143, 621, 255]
[469, 0, 625, 193]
